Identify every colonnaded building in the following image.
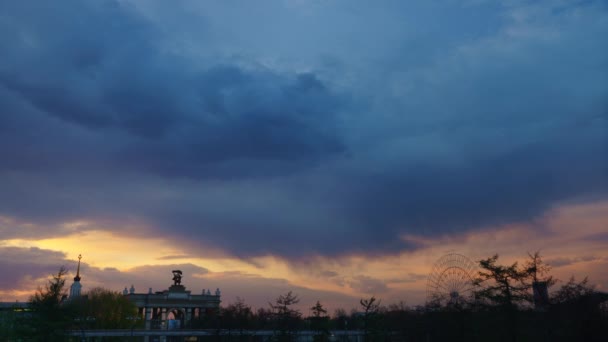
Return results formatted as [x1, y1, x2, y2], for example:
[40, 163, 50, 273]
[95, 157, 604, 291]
[122, 269, 221, 330]
[64, 255, 221, 332]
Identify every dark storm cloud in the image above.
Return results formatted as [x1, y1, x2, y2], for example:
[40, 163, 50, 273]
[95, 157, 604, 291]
[116, 68, 345, 178]
[0, 0, 607, 259]
[343, 132, 607, 238]
[0, 0, 346, 176]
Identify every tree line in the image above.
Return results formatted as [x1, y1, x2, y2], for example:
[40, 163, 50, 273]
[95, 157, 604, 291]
[1, 252, 606, 341]
[204, 253, 606, 342]
[1, 267, 142, 341]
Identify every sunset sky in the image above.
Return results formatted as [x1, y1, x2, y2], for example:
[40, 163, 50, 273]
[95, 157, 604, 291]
[0, 0, 607, 313]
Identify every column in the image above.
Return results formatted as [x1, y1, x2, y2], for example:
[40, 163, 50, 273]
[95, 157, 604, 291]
[144, 306, 152, 342]
[185, 308, 192, 328]
[144, 307, 152, 329]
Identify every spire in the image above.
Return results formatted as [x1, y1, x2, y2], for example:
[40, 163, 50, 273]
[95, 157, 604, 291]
[74, 254, 82, 281]
[69, 254, 83, 298]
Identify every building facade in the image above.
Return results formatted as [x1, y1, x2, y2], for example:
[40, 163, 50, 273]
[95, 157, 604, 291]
[124, 270, 221, 331]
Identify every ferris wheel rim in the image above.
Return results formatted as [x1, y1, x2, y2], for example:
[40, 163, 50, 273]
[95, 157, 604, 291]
[426, 253, 478, 305]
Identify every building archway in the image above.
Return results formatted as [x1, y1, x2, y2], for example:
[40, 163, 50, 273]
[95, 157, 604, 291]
[124, 270, 221, 331]
[166, 308, 185, 330]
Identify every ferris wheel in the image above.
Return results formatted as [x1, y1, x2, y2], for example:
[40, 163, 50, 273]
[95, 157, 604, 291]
[426, 253, 478, 305]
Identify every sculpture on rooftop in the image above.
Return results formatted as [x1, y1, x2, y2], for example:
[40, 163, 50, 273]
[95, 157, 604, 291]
[172, 270, 183, 286]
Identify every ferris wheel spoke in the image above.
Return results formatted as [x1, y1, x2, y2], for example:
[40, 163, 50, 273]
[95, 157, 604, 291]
[430, 280, 450, 292]
[430, 279, 449, 291]
[426, 253, 478, 305]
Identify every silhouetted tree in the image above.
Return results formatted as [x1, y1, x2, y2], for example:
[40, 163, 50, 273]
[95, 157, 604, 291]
[549, 276, 607, 341]
[66, 287, 140, 329]
[473, 255, 530, 342]
[552, 276, 595, 303]
[331, 308, 349, 330]
[222, 297, 254, 338]
[309, 301, 330, 342]
[385, 301, 410, 340]
[523, 251, 555, 307]
[254, 307, 274, 330]
[270, 291, 301, 341]
[359, 296, 381, 341]
[473, 254, 528, 309]
[28, 267, 72, 341]
[524, 251, 554, 284]
[310, 300, 327, 318]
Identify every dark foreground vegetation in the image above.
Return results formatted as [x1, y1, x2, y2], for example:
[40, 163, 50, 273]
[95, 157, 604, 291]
[1, 252, 606, 341]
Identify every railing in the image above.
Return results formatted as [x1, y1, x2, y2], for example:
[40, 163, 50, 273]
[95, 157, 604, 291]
[66, 329, 366, 338]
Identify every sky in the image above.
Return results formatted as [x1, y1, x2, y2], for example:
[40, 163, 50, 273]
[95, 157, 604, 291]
[0, 0, 607, 313]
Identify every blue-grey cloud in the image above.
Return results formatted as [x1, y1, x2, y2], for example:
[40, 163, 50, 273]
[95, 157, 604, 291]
[0, 0, 606, 259]
[0, 0, 346, 177]
[0, 247, 68, 289]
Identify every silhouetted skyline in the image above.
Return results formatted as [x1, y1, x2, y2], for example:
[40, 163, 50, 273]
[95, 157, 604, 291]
[0, 0, 606, 311]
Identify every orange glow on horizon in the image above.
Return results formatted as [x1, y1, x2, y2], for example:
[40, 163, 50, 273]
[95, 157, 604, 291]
[1, 200, 606, 307]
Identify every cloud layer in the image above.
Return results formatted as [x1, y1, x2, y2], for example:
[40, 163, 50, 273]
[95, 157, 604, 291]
[0, 0, 606, 261]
